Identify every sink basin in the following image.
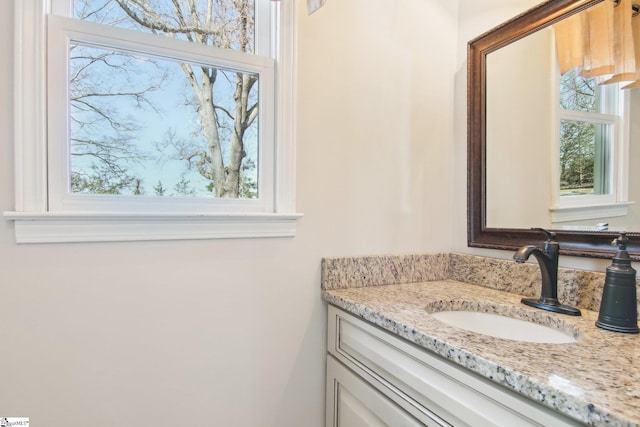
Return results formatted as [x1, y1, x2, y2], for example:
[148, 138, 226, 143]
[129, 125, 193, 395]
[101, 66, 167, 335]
[430, 310, 578, 344]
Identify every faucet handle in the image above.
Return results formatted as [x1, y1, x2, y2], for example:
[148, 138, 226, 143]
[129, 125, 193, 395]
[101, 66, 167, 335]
[531, 227, 556, 242]
[532, 227, 559, 255]
[612, 232, 629, 250]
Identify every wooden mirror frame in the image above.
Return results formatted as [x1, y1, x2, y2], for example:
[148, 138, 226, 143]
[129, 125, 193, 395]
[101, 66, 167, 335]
[467, 0, 640, 260]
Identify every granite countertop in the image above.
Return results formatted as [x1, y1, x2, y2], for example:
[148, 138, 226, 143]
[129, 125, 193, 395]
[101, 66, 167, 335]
[321, 254, 640, 427]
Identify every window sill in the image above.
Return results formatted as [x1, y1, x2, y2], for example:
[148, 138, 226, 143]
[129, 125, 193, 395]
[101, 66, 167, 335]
[549, 202, 632, 223]
[4, 211, 303, 243]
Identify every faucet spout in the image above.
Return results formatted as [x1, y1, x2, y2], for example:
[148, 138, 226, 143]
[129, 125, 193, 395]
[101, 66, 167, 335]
[514, 245, 540, 262]
[513, 228, 581, 316]
[513, 244, 557, 303]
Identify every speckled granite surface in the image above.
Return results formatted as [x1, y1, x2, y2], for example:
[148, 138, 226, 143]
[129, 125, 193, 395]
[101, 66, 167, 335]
[321, 253, 451, 289]
[322, 252, 640, 313]
[321, 253, 640, 427]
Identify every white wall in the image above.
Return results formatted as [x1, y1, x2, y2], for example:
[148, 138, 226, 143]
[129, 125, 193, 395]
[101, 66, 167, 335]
[0, 1, 459, 426]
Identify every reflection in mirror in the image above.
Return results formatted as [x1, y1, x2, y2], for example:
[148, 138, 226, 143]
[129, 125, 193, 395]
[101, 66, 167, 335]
[486, 26, 556, 229]
[468, 0, 640, 258]
[485, 19, 639, 231]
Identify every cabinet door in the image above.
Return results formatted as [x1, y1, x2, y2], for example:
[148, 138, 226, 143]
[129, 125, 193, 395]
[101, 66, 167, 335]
[327, 355, 447, 427]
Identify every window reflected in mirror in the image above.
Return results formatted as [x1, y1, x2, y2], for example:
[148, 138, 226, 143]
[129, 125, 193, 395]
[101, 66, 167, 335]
[558, 69, 618, 199]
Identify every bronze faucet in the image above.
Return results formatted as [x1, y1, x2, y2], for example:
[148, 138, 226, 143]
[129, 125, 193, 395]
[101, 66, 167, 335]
[514, 228, 581, 316]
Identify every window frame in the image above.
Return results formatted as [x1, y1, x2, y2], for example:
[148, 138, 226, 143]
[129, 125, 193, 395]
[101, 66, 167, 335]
[550, 68, 632, 224]
[6, 0, 301, 243]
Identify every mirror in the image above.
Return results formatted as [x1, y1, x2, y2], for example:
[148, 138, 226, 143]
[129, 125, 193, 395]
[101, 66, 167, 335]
[468, 0, 640, 259]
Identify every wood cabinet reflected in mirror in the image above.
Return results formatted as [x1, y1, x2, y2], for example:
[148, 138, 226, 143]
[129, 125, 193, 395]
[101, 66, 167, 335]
[467, 0, 640, 259]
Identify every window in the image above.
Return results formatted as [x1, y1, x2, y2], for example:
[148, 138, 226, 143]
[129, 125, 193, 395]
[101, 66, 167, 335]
[551, 67, 631, 223]
[558, 70, 615, 198]
[7, 0, 300, 243]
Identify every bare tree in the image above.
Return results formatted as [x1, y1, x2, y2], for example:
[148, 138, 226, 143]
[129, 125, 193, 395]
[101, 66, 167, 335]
[70, 0, 260, 198]
[69, 26, 166, 193]
[112, 0, 259, 198]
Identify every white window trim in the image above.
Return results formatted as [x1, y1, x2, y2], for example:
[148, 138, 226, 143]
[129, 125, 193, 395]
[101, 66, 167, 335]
[6, 0, 302, 243]
[549, 56, 631, 224]
[47, 15, 277, 214]
[550, 201, 634, 223]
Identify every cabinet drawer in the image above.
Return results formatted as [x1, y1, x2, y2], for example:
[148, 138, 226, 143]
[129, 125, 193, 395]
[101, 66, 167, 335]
[327, 305, 584, 427]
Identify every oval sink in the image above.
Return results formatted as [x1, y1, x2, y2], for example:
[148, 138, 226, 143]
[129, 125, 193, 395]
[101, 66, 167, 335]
[430, 311, 577, 344]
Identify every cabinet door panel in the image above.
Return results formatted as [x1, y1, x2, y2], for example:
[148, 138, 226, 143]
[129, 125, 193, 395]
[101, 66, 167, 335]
[337, 386, 390, 427]
[327, 356, 444, 427]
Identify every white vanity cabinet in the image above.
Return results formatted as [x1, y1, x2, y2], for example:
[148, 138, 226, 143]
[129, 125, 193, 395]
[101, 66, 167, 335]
[325, 305, 585, 427]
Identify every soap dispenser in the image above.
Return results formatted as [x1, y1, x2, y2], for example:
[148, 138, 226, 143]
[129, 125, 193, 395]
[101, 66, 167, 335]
[595, 232, 639, 334]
